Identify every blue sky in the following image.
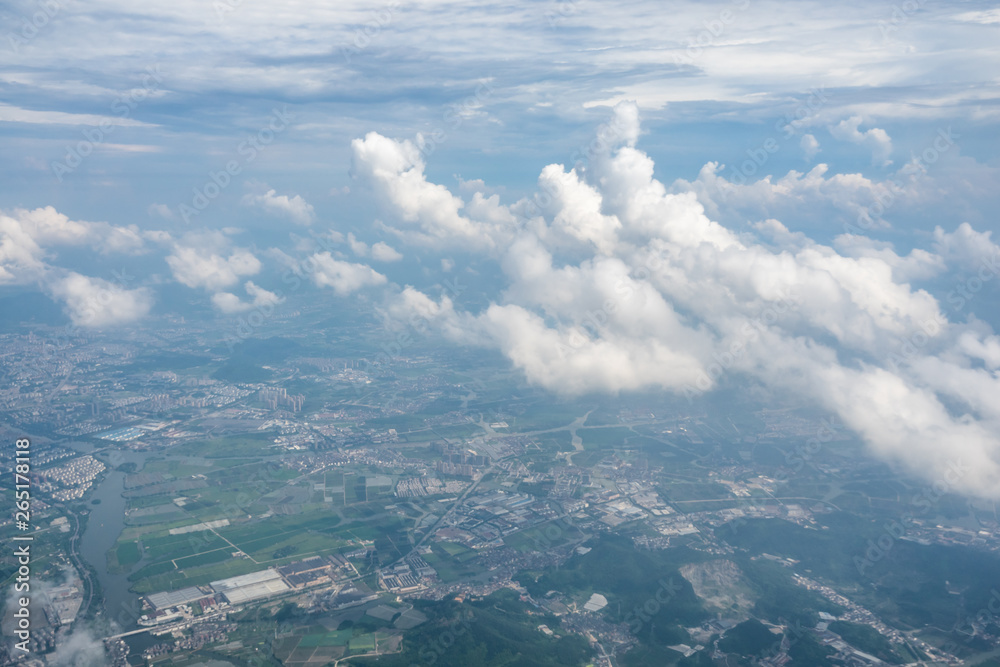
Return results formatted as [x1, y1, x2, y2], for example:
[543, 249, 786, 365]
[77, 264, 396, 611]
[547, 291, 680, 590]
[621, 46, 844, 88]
[3, 0, 999, 235]
[3, 0, 1000, 497]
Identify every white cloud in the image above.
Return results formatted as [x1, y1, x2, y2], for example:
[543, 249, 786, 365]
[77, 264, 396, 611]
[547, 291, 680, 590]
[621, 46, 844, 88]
[211, 280, 284, 314]
[801, 133, 820, 161]
[833, 234, 946, 283]
[957, 331, 1000, 369]
[166, 243, 261, 291]
[241, 187, 315, 225]
[671, 161, 904, 230]
[48, 271, 153, 328]
[933, 222, 1000, 269]
[148, 203, 174, 220]
[3, 206, 145, 254]
[309, 252, 387, 295]
[829, 116, 893, 166]
[371, 241, 402, 262]
[351, 131, 517, 250]
[0, 206, 149, 285]
[45, 626, 108, 666]
[536, 164, 621, 254]
[347, 232, 369, 257]
[954, 8, 1000, 24]
[0, 212, 46, 282]
[371, 108, 1000, 499]
[0, 103, 155, 128]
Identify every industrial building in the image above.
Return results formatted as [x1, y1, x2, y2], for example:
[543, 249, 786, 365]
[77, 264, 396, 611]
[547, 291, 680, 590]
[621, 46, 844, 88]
[146, 586, 211, 612]
[210, 569, 290, 605]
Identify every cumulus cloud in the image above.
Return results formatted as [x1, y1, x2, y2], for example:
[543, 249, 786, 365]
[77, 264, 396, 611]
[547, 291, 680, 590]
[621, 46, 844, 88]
[344, 234, 402, 262]
[957, 331, 1000, 369]
[371, 241, 402, 262]
[351, 131, 517, 250]
[347, 232, 369, 257]
[309, 252, 387, 295]
[0, 207, 146, 278]
[830, 116, 893, 166]
[0, 207, 158, 327]
[366, 104, 1000, 500]
[833, 234, 946, 283]
[933, 222, 1000, 269]
[48, 271, 154, 327]
[671, 161, 906, 231]
[241, 186, 315, 225]
[801, 133, 820, 161]
[0, 213, 46, 282]
[166, 239, 261, 292]
[211, 280, 284, 314]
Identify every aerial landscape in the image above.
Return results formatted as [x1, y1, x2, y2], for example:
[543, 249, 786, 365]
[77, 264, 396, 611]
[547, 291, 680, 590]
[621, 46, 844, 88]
[2, 1, 1000, 666]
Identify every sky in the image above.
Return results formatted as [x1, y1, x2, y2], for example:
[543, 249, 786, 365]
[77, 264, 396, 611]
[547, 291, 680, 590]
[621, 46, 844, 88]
[2, 0, 1000, 497]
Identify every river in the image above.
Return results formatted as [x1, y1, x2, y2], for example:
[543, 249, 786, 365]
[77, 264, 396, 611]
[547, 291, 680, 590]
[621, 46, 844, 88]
[75, 449, 148, 631]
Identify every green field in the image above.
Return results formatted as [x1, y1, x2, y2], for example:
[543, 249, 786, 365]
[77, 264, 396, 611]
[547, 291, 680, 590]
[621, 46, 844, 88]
[116, 541, 141, 567]
[298, 629, 353, 647]
[349, 633, 377, 651]
[171, 433, 279, 458]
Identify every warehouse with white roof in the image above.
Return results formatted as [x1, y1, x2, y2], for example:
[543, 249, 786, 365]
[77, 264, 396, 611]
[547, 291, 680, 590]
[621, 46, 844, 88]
[210, 568, 290, 605]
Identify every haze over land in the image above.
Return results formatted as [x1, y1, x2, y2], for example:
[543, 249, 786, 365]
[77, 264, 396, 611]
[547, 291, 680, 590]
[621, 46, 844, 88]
[2, 2, 1000, 665]
[3, 0, 1000, 497]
